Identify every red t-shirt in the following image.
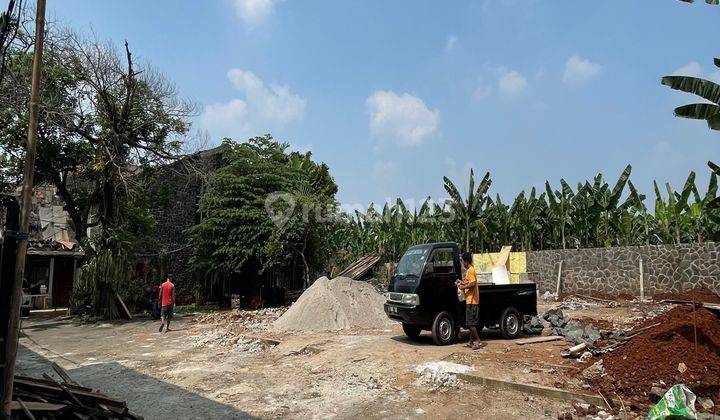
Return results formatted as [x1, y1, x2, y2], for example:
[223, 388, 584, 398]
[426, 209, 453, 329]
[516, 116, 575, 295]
[160, 281, 175, 306]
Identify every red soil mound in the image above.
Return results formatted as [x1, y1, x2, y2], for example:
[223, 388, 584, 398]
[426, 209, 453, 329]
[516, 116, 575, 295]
[594, 306, 720, 406]
[653, 287, 720, 304]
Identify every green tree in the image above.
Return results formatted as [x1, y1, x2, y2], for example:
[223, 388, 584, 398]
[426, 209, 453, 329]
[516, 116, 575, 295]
[0, 28, 192, 244]
[266, 150, 338, 287]
[188, 136, 338, 288]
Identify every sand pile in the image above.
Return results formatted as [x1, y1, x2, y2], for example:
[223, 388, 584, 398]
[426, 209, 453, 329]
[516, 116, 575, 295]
[593, 305, 720, 405]
[273, 276, 393, 331]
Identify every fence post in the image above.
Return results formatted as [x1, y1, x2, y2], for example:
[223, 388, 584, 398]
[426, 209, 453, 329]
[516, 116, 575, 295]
[555, 260, 563, 299]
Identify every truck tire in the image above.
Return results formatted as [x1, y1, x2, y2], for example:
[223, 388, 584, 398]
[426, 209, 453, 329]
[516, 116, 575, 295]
[431, 311, 456, 345]
[402, 323, 422, 339]
[499, 307, 521, 339]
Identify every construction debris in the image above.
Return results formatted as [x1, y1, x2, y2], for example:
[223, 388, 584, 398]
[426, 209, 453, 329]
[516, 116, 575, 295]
[522, 315, 545, 335]
[10, 374, 139, 419]
[413, 362, 474, 391]
[335, 254, 381, 279]
[542, 309, 602, 346]
[192, 307, 286, 332]
[273, 276, 393, 331]
[515, 335, 563, 346]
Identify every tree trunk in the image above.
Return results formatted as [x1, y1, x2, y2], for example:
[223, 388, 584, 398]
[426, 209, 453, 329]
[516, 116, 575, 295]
[465, 216, 470, 252]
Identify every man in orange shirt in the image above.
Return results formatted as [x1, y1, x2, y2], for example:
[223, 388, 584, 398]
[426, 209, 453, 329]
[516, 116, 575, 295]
[158, 275, 175, 333]
[456, 252, 484, 350]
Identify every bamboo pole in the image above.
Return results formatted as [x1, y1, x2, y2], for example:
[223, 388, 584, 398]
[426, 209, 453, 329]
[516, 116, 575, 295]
[1, 0, 46, 416]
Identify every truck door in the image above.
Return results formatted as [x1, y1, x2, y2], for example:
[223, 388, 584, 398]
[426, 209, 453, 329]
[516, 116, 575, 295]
[426, 247, 460, 313]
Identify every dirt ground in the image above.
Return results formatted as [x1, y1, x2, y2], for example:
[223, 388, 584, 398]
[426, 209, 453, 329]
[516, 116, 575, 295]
[14, 301, 663, 419]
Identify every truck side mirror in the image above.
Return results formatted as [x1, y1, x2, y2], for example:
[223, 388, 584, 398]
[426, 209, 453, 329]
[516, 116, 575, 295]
[424, 262, 434, 274]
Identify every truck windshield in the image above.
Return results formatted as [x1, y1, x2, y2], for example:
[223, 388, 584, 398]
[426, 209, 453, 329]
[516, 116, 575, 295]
[395, 246, 430, 277]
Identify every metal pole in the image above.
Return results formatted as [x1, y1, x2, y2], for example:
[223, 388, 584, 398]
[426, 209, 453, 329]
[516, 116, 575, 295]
[1, 0, 46, 416]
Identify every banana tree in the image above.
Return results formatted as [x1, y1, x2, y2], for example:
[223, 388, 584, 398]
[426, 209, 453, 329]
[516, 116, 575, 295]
[662, 59, 720, 130]
[443, 169, 492, 252]
[677, 0, 719, 5]
[545, 179, 575, 249]
[626, 180, 650, 245]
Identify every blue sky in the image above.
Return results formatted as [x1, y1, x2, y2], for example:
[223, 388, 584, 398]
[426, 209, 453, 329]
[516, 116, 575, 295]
[50, 0, 720, 208]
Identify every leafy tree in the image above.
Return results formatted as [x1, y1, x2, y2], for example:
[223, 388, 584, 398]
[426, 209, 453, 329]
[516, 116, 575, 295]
[188, 136, 338, 287]
[266, 150, 338, 287]
[0, 26, 193, 245]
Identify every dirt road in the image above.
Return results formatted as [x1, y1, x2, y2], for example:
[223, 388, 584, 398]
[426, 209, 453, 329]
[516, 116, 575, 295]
[15, 312, 580, 419]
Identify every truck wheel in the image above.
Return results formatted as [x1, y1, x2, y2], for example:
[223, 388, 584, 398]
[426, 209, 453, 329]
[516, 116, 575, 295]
[499, 307, 521, 339]
[431, 311, 456, 345]
[402, 323, 422, 339]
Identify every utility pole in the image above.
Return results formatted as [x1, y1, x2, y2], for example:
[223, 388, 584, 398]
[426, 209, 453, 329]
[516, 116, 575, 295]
[1, 0, 46, 416]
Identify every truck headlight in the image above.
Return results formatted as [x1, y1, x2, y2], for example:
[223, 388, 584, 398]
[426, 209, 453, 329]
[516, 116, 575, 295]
[401, 294, 420, 306]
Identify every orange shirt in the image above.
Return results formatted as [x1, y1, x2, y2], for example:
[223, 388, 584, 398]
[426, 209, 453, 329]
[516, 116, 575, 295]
[464, 266, 479, 305]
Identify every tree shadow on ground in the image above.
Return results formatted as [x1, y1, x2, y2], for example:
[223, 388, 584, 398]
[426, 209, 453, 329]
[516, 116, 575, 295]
[15, 345, 254, 419]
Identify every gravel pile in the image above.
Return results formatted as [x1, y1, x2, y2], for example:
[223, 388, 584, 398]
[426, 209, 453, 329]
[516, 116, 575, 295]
[273, 276, 393, 331]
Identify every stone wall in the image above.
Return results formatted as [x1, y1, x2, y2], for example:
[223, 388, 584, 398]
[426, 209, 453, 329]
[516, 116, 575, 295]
[526, 242, 720, 298]
[143, 147, 224, 303]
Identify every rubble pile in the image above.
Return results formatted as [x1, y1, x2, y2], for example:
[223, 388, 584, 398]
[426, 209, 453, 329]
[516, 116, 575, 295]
[522, 315, 545, 335]
[192, 307, 287, 332]
[273, 276, 393, 331]
[190, 329, 275, 352]
[592, 305, 720, 406]
[413, 362, 474, 391]
[543, 309, 602, 346]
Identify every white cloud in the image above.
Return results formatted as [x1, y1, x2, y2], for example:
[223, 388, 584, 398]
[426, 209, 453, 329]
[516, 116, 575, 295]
[498, 70, 527, 97]
[199, 69, 306, 140]
[373, 160, 399, 180]
[563, 56, 602, 84]
[445, 35, 457, 53]
[670, 61, 720, 84]
[672, 61, 702, 77]
[366, 90, 439, 147]
[472, 85, 492, 101]
[234, 0, 277, 28]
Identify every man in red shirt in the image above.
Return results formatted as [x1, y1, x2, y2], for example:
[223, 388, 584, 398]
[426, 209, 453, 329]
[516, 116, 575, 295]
[158, 275, 175, 333]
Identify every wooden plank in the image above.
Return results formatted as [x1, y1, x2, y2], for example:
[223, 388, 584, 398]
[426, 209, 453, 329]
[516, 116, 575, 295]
[42, 373, 85, 408]
[456, 373, 608, 407]
[571, 294, 615, 303]
[515, 335, 564, 345]
[51, 362, 80, 386]
[9, 401, 66, 412]
[661, 299, 720, 309]
[115, 293, 133, 320]
[623, 322, 660, 339]
[14, 375, 93, 393]
[16, 398, 37, 420]
[336, 254, 380, 279]
[14, 378, 127, 410]
[494, 245, 512, 268]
